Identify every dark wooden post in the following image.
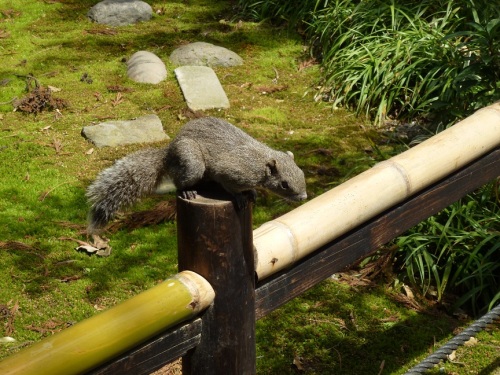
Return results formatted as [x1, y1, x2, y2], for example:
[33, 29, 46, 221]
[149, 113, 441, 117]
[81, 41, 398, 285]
[177, 189, 256, 375]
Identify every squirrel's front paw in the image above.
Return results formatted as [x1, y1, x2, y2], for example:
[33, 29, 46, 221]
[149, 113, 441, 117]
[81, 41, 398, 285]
[234, 190, 256, 210]
[245, 189, 257, 203]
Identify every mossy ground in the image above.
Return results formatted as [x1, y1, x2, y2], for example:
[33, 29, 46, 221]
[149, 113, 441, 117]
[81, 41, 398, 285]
[0, 1, 498, 374]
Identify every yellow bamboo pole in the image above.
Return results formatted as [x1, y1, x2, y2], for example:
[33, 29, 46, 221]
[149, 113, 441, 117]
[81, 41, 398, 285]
[0, 271, 214, 375]
[255, 103, 500, 280]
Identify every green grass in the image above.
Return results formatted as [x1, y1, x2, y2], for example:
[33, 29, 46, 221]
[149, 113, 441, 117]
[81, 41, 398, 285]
[0, 1, 498, 374]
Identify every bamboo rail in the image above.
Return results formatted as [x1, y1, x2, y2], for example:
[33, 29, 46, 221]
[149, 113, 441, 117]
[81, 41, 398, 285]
[0, 271, 214, 375]
[255, 148, 499, 318]
[254, 103, 500, 279]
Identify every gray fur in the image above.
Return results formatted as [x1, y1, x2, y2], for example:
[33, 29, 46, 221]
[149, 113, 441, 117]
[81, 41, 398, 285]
[87, 117, 307, 233]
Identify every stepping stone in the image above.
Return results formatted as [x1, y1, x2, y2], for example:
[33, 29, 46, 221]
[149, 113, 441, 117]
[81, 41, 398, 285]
[88, 0, 152, 27]
[169, 42, 243, 67]
[174, 66, 230, 111]
[81, 114, 169, 148]
[127, 51, 167, 84]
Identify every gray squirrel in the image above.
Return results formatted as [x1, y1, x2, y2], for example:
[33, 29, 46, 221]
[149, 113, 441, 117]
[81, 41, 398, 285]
[86, 117, 307, 234]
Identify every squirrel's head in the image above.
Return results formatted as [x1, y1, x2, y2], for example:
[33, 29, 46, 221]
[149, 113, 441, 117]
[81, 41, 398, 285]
[263, 151, 307, 201]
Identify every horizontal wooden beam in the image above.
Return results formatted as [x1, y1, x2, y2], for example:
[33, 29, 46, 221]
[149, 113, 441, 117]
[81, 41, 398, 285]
[255, 148, 499, 319]
[89, 319, 202, 375]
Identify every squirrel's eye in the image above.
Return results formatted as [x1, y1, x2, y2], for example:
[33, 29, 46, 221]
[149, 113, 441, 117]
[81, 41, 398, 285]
[281, 181, 289, 190]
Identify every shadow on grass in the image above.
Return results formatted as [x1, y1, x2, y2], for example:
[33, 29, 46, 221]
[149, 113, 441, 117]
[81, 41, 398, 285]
[256, 283, 462, 374]
[0, 180, 178, 298]
[479, 357, 500, 375]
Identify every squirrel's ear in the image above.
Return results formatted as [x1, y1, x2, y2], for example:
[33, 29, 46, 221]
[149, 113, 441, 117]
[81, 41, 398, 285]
[286, 151, 294, 159]
[266, 159, 278, 176]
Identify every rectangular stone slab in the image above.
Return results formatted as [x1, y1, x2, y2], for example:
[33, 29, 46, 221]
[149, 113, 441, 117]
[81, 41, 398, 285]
[174, 66, 230, 111]
[81, 114, 169, 148]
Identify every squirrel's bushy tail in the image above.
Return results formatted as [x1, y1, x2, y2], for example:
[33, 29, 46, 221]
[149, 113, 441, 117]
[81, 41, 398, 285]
[86, 147, 169, 234]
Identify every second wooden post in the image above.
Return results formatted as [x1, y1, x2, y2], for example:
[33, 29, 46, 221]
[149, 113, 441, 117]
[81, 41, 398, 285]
[177, 190, 255, 375]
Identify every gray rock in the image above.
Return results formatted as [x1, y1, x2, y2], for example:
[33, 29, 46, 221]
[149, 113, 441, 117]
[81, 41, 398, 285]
[88, 0, 152, 27]
[127, 51, 167, 84]
[169, 42, 243, 67]
[82, 114, 169, 148]
[174, 66, 230, 111]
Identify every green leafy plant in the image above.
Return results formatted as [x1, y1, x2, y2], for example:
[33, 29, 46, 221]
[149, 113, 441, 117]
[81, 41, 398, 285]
[395, 181, 500, 315]
[308, 0, 500, 125]
[436, 13, 500, 119]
